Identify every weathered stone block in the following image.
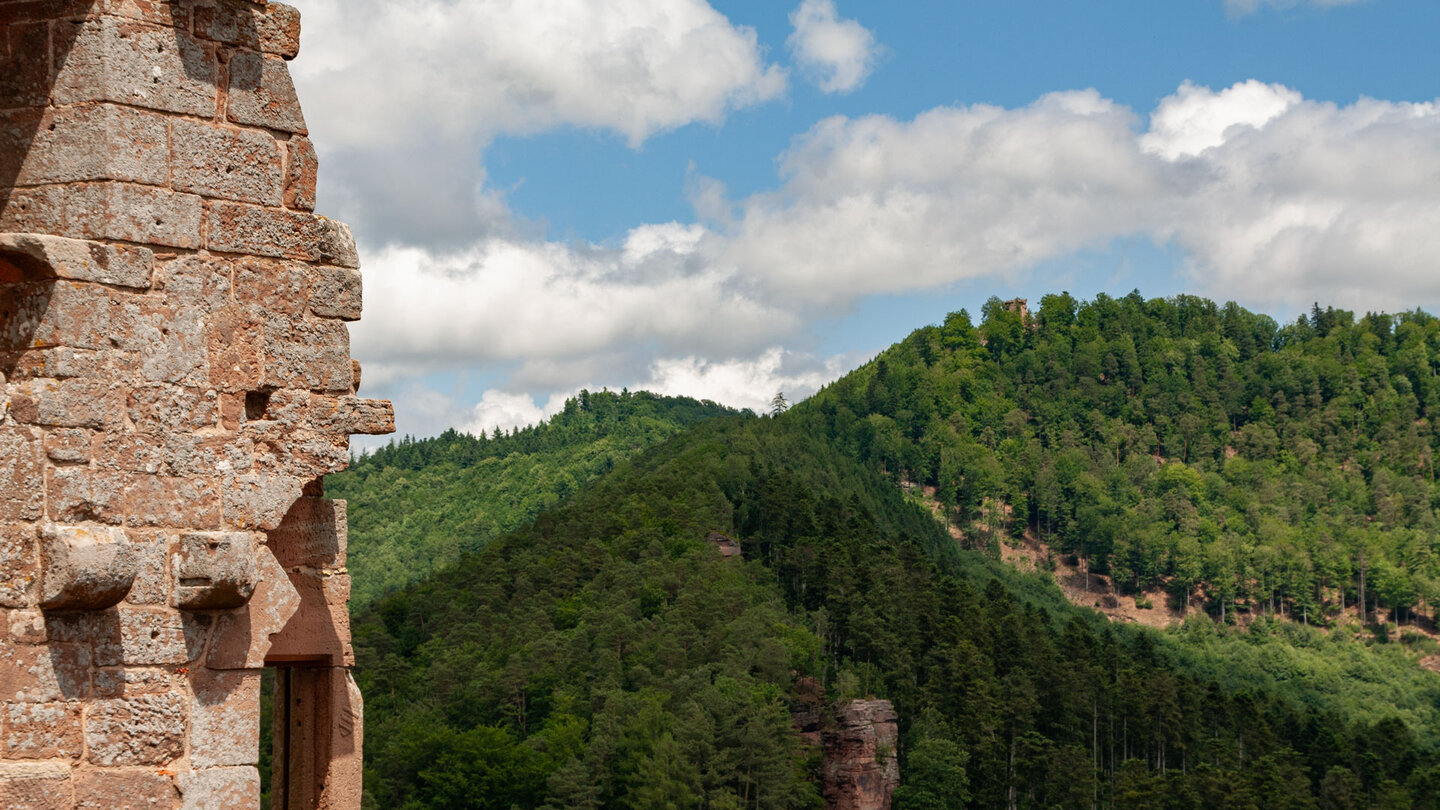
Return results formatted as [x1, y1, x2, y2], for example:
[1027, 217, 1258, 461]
[262, 315, 352, 392]
[0, 183, 204, 249]
[205, 544, 298, 669]
[0, 22, 51, 108]
[193, 0, 300, 59]
[3, 701, 83, 759]
[0, 761, 71, 810]
[0, 279, 113, 353]
[155, 254, 233, 311]
[227, 50, 306, 133]
[176, 765, 259, 810]
[283, 135, 317, 210]
[235, 257, 309, 315]
[46, 467, 124, 524]
[52, 17, 217, 117]
[268, 496, 344, 569]
[0, 523, 39, 608]
[188, 668, 259, 767]
[119, 473, 222, 530]
[0, 428, 44, 521]
[174, 532, 260, 610]
[74, 769, 181, 810]
[12, 104, 169, 187]
[43, 428, 91, 463]
[109, 606, 192, 665]
[204, 200, 317, 260]
[318, 217, 360, 268]
[310, 265, 362, 320]
[92, 665, 185, 698]
[39, 524, 136, 610]
[308, 395, 395, 436]
[8, 609, 46, 644]
[85, 691, 185, 765]
[0, 1, 190, 27]
[266, 592, 352, 667]
[204, 305, 264, 392]
[0, 233, 154, 289]
[171, 118, 284, 205]
[222, 471, 303, 532]
[0, 641, 89, 702]
[9, 377, 123, 429]
[127, 385, 218, 433]
[124, 530, 170, 605]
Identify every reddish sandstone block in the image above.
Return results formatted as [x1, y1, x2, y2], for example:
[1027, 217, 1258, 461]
[46, 467, 123, 524]
[127, 385, 218, 433]
[261, 315, 352, 393]
[0, 762, 72, 810]
[0, 233, 154, 289]
[154, 255, 234, 311]
[44, 428, 92, 463]
[52, 17, 217, 117]
[0, 281, 52, 352]
[306, 395, 394, 437]
[0, 1, 190, 27]
[310, 265, 362, 321]
[318, 218, 361, 268]
[227, 50, 306, 133]
[120, 473, 222, 530]
[3, 701, 83, 759]
[171, 118, 284, 205]
[0, 279, 113, 353]
[107, 606, 194, 665]
[124, 530, 171, 605]
[0, 183, 204, 249]
[84, 692, 186, 765]
[204, 305, 264, 392]
[193, 0, 300, 59]
[92, 665, 185, 698]
[10, 377, 124, 429]
[74, 769, 180, 810]
[0, 641, 90, 702]
[205, 200, 317, 260]
[234, 257, 309, 316]
[13, 104, 169, 187]
[268, 496, 345, 569]
[0, 523, 39, 609]
[176, 766, 259, 810]
[283, 135, 317, 210]
[173, 532, 261, 610]
[188, 668, 260, 767]
[0, 427, 44, 521]
[266, 594, 352, 667]
[221, 470, 303, 532]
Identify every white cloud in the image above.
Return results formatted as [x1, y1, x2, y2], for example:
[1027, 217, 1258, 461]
[787, 0, 881, 94]
[641, 347, 859, 413]
[1141, 80, 1300, 159]
[464, 390, 573, 436]
[1225, 0, 1366, 15]
[288, 0, 786, 245]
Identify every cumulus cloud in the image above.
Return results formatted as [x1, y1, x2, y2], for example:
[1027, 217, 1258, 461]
[641, 347, 861, 413]
[289, 0, 785, 245]
[464, 390, 574, 436]
[787, 0, 882, 94]
[1225, 0, 1366, 15]
[708, 82, 1440, 315]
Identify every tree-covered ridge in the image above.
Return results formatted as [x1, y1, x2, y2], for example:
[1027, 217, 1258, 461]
[353, 414, 1440, 809]
[328, 389, 738, 607]
[804, 292, 1440, 631]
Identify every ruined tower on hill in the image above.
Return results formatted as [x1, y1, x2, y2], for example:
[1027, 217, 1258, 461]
[0, 1, 393, 807]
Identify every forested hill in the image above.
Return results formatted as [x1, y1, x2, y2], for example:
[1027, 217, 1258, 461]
[328, 389, 738, 606]
[801, 292, 1440, 632]
[347, 294, 1440, 809]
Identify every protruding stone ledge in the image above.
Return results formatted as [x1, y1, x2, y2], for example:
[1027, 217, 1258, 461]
[173, 532, 262, 610]
[0, 233, 154, 289]
[39, 524, 137, 611]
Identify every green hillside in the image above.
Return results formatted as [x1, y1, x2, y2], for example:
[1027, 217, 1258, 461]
[344, 293, 1440, 809]
[327, 390, 738, 607]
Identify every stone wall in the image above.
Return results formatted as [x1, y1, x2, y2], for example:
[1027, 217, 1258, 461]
[0, 1, 392, 808]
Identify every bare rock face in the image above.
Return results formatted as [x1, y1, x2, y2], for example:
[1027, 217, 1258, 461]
[0, 2, 392, 808]
[824, 700, 901, 810]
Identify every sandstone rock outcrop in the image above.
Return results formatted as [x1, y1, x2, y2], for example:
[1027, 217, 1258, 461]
[0, 2, 391, 808]
[824, 699, 900, 810]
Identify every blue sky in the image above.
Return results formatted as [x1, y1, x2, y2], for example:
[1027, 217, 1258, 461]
[287, 0, 1440, 444]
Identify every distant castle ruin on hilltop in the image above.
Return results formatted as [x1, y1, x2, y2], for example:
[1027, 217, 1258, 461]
[0, 2, 392, 807]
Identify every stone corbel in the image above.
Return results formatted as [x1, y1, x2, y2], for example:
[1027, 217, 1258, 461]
[39, 524, 137, 611]
[173, 532, 263, 610]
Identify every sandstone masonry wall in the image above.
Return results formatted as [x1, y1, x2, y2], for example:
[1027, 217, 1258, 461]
[0, 2, 393, 808]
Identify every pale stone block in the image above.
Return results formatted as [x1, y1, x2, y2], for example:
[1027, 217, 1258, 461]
[193, 0, 301, 58]
[284, 135, 317, 210]
[9, 377, 124, 429]
[0, 641, 90, 702]
[39, 524, 137, 611]
[310, 265, 362, 321]
[227, 50, 306, 133]
[0, 523, 40, 609]
[0, 761, 72, 810]
[0, 233, 153, 289]
[170, 119, 284, 206]
[85, 692, 186, 766]
[188, 668, 260, 767]
[261, 315, 352, 393]
[0, 183, 204, 249]
[204, 200, 318, 261]
[3, 701, 84, 759]
[52, 17, 217, 117]
[0, 428, 44, 522]
[12, 104, 169, 187]
[176, 766, 259, 810]
[173, 532, 261, 610]
[43, 427, 92, 463]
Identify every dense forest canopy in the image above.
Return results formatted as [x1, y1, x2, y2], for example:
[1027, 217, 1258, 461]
[805, 292, 1440, 631]
[341, 293, 1440, 809]
[327, 390, 738, 606]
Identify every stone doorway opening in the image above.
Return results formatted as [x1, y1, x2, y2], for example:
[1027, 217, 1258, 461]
[262, 662, 361, 809]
